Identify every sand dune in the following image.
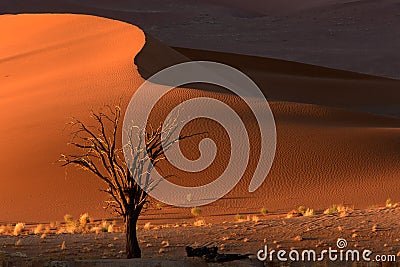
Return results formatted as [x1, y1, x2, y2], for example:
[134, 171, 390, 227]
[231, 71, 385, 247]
[0, 14, 146, 222]
[0, 14, 399, 223]
[2, 0, 400, 78]
[148, 47, 400, 116]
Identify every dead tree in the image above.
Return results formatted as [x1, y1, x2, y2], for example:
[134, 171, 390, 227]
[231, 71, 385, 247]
[60, 105, 191, 258]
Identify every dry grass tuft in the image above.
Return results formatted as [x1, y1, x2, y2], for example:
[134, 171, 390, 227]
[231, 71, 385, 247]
[193, 219, 206, 227]
[90, 226, 101, 235]
[49, 221, 58, 230]
[13, 223, 25, 236]
[144, 222, 152, 230]
[324, 204, 352, 215]
[235, 214, 249, 222]
[385, 198, 399, 208]
[386, 198, 393, 208]
[101, 220, 110, 232]
[339, 211, 348, 218]
[286, 210, 303, 218]
[251, 215, 260, 223]
[260, 208, 269, 216]
[303, 208, 315, 217]
[66, 222, 77, 234]
[34, 224, 43, 235]
[63, 214, 77, 234]
[298, 206, 307, 214]
[64, 214, 73, 223]
[191, 207, 202, 217]
[79, 213, 90, 227]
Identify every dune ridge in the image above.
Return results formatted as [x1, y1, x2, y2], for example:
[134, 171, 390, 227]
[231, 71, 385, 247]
[3, 0, 400, 79]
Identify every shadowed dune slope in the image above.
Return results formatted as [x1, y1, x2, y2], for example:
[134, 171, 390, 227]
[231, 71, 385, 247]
[172, 47, 400, 116]
[0, 14, 399, 223]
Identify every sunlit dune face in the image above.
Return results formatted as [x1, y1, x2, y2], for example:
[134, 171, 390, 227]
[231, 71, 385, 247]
[0, 14, 145, 221]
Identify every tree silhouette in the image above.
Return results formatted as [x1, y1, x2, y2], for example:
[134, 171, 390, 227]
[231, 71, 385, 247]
[60, 105, 194, 258]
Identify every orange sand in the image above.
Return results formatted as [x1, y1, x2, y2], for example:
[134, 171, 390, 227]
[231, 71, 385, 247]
[0, 14, 399, 223]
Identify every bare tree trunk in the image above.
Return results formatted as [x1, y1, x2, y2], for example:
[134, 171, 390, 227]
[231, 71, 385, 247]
[125, 213, 141, 258]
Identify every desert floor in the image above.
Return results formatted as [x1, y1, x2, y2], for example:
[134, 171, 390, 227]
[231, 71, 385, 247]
[1, 206, 400, 266]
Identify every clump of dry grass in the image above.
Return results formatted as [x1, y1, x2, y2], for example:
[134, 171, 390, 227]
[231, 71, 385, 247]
[15, 238, 22, 246]
[385, 198, 399, 208]
[298, 206, 307, 214]
[101, 220, 110, 232]
[64, 214, 73, 223]
[191, 207, 202, 217]
[90, 226, 101, 235]
[62, 214, 77, 234]
[44, 226, 51, 234]
[13, 223, 25, 236]
[66, 222, 77, 234]
[235, 214, 249, 222]
[386, 198, 393, 207]
[49, 221, 58, 230]
[260, 208, 269, 216]
[286, 210, 303, 218]
[193, 219, 206, 227]
[323, 204, 352, 215]
[296, 206, 315, 217]
[251, 215, 260, 223]
[79, 213, 90, 227]
[33, 224, 43, 235]
[304, 208, 315, 217]
[144, 222, 151, 230]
